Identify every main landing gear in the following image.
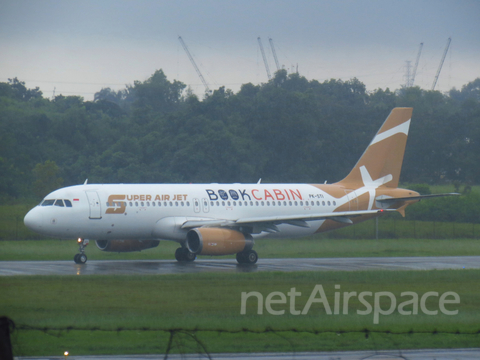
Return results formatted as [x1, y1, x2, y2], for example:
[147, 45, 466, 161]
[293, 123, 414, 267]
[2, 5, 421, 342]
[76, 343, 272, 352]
[74, 238, 89, 264]
[173, 247, 258, 264]
[175, 247, 196, 262]
[236, 249, 258, 264]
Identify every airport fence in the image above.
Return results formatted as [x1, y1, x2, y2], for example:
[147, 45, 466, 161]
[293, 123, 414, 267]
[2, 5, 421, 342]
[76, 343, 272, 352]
[5, 321, 480, 359]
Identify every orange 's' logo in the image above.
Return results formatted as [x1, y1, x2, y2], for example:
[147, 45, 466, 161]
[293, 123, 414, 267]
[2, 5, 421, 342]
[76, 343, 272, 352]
[106, 195, 126, 214]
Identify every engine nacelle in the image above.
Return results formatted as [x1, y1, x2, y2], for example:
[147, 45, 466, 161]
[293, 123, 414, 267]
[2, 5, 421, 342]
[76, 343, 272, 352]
[186, 228, 254, 256]
[95, 239, 160, 252]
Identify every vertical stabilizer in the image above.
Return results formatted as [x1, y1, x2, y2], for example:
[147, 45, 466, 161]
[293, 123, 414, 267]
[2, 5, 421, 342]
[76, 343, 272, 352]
[337, 108, 412, 189]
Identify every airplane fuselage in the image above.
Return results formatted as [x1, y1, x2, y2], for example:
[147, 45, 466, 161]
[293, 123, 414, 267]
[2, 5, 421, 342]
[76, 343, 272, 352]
[26, 182, 405, 242]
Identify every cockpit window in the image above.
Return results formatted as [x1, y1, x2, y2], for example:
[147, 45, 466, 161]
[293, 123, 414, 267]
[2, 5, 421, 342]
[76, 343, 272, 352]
[41, 199, 73, 207]
[54, 199, 65, 207]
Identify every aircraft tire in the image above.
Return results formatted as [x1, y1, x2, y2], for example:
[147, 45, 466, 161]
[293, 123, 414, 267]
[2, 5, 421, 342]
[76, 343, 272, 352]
[74, 254, 80, 264]
[236, 252, 246, 264]
[236, 250, 258, 264]
[78, 253, 87, 264]
[175, 247, 196, 262]
[175, 248, 184, 261]
[245, 250, 258, 264]
[184, 249, 196, 262]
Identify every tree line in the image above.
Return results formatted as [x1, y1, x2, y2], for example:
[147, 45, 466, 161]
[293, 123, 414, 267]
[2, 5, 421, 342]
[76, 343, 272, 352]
[1, 70, 479, 203]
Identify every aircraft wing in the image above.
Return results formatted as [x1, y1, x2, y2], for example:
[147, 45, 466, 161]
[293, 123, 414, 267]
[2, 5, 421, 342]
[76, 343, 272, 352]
[181, 208, 394, 232]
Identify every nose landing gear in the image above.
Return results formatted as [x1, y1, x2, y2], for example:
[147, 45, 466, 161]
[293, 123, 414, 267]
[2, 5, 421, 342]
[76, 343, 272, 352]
[74, 238, 89, 264]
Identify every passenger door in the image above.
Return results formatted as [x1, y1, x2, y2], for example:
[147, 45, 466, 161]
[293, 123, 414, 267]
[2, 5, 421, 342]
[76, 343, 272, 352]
[85, 191, 102, 219]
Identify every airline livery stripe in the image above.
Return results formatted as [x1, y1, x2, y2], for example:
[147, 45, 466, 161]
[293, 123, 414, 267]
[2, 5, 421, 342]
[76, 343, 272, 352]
[370, 119, 411, 145]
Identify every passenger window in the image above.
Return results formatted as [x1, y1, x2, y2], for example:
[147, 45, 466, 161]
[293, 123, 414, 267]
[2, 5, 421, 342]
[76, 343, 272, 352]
[147, 202, 150, 206]
[64, 200, 72, 207]
[300, 201, 303, 206]
[294, 201, 298, 206]
[152, 202, 155, 207]
[54, 199, 65, 207]
[135, 202, 139, 207]
[41, 199, 55, 206]
[266, 201, 270, 206]
[327, 201, 331, 206]
[333, 201, 336, 206]
[322, 201, 325, 206]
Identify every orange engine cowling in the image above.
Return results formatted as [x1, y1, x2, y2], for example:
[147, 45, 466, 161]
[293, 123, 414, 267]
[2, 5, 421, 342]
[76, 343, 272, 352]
[95, 239, 160, 252]
[186, 228, 254, 256]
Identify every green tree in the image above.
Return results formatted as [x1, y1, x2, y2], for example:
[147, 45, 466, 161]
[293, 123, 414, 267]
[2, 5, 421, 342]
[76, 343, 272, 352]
[32, 161, 63, 198]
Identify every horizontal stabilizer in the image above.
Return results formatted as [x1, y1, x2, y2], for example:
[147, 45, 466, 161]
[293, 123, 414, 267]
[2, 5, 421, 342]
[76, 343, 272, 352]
[376, 193, 460, 204]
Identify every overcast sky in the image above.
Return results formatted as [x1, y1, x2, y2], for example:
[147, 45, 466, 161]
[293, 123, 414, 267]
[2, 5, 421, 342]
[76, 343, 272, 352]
[1, 0, 479, 100]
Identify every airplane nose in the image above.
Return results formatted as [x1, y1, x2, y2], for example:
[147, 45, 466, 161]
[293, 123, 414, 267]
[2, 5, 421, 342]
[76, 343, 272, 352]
[24, 207, 44, 231]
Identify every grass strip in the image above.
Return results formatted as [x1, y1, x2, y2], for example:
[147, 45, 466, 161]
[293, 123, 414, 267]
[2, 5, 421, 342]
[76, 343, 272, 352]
[2, 270, 480, 355]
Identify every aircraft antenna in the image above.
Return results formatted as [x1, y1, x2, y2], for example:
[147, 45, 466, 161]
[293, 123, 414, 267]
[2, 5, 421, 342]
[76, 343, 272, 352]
[268, 37, 280, 71]
[411, 42, 423, 86]
[178, 36, 211, 93]
[257, 37, 271, 80]
[431, 37, 451, 90]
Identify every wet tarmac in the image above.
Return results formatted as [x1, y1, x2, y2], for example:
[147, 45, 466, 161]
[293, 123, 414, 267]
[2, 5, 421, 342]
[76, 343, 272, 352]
[1, 256, 479, 276]
[15, 348, 480, 360]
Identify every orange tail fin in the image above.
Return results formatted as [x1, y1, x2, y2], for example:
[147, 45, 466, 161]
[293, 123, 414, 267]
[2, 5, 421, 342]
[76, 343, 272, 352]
[337, 107, 413, 189]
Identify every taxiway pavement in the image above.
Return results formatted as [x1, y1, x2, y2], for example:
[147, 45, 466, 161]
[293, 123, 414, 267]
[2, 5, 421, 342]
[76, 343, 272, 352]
[1, 256, 479, 276]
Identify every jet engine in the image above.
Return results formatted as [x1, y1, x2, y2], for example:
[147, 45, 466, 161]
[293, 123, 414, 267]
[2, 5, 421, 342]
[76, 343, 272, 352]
[95, 239, 160, 252]
[186, 228, 254, 256]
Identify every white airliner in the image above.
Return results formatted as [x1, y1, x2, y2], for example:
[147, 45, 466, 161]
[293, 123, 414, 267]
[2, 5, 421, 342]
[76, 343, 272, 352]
[24, 108, 457, 264]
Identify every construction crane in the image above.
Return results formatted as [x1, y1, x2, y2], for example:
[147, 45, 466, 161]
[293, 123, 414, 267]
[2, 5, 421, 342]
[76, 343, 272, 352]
[257, 37, 271, 80]
[411, 42, 423, 87]
[178, 36, 210, 93]
[431, 37, 451, 90]
[268, 37, 280, 72]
